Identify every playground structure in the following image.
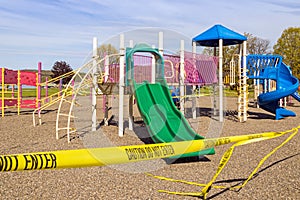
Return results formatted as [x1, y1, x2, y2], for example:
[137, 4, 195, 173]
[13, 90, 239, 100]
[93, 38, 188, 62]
[54, 25, 300, 143]
[1, 25, 299, 200]
[32, 70, 75, 126]
[0, 62, 75, 124]
[221, 54, 300, 120]
[2, 25, 298, 145]
[1, 63, 42, 117]
[192, 24, 248, 122]
[54, 32, 222, 143]
[246, 54, 300, 119]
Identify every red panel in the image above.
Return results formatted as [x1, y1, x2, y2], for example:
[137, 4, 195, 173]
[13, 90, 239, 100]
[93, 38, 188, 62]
[2, 69, 18, 84]
[20, 71, 37, 86]
[21, 99, 37, 108]
[0, 99, 18, 107]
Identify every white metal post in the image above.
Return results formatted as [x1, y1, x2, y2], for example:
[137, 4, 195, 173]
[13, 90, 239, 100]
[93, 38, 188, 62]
[159, 32, 163, 56]
[129, 40, 133, 48]
[104, 55, 109, 82]
[237, 45, 242, 120]
[180, 40, 185, 114]
[242, 41, 247, 122]
[104, 55, 109, 126]
[213, 47, 217, 116]
[264, 79, 267, 93]
[158, 31, 164, 82]
[92, 37, 98, 131]
[151, 45, 156, 83]
[119, 34, 125, 137]
[218, 39, 223, 122]
[128, 40, 134, 131]
[192, 41, 197, 119]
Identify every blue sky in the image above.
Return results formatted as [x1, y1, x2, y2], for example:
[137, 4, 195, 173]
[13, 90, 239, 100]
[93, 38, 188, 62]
[0, 0, 299, 70]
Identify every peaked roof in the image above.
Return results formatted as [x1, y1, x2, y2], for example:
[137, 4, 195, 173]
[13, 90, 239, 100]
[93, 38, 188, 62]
[192, 24, 247, 47]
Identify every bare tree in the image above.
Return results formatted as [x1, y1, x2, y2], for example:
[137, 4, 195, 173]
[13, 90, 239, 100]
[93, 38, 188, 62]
[245, 33, 271, 54]
[97, 44, 119, 65]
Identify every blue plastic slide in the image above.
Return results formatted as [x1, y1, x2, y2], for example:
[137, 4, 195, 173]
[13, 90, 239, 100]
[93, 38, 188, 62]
[257, 62, 299, 120]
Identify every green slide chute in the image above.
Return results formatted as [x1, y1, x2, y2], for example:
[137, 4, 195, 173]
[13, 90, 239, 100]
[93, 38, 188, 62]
[126, 43, 215, 158]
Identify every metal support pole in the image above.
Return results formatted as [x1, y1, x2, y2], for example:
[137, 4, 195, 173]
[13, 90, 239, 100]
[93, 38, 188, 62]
[92, 37, 98, 131]
[192, 41, 197, 119]
[104, 55, 109, 126]
[218, 39, 223, 122]
[118, 34, 125, 137]
[180, 40, 185, 114]
[159, 32, 163, 56]
[237, 45, 242, 121]
[242, 41, 247, 122]
[151, 45, 156, 84]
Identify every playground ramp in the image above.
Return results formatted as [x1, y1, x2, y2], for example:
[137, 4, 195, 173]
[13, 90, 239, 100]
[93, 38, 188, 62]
[257, 62, 300, 120]
[132, 79, 215, 158]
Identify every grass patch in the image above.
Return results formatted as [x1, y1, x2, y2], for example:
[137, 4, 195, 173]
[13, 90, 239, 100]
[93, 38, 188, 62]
[199, 86, 254, 97]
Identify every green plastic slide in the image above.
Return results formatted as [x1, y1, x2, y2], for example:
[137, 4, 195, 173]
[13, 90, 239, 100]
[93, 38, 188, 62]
[132, 79, 215, 158]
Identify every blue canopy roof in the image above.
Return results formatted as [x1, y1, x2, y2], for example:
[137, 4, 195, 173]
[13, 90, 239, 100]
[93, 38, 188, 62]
[192, 24, 247, 47]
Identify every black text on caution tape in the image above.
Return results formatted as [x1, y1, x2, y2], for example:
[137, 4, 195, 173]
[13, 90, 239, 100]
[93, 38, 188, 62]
[0, 153, 57, 172]
[125, 145, 175, 161]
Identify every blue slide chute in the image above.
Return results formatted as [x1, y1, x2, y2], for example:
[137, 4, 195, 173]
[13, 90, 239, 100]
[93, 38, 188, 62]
[247, 55, 299, 120]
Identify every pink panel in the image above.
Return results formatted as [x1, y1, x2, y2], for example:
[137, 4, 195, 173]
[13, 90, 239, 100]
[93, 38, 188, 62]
[133, 55, 152, 83]
[108, 64, 120, 83]
[0, 99, 18, 107]
[2, 69, 18, 84]
[20, 71, 37, 86]
[104, 52, 217, 86]
[21, 99, 37, 108]
[184, 52, 218, 85]
[164, 54, 180, 83]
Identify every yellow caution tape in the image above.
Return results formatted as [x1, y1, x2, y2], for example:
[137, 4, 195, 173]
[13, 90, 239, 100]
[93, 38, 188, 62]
[0, 126, 298, 171]
[0, 126, 298, 200]
[0, 143, 176, 172]
[148, 126, 299, 199]
[0, 127, 297, 173]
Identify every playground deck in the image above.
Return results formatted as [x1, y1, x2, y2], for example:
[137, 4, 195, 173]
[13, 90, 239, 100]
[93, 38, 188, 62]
[0, 96, 299, 199]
